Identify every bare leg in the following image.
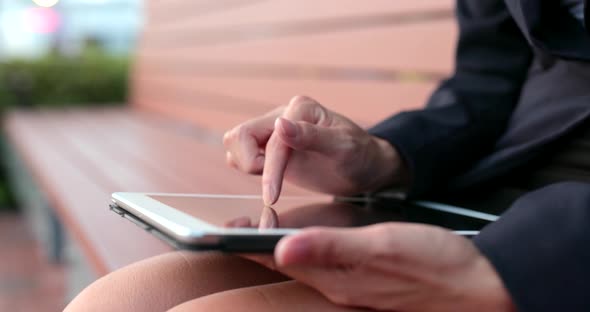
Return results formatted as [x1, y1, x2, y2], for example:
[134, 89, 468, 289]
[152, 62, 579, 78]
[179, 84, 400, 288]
[168, 280, 371, 312]
[65, 251, 288, 312]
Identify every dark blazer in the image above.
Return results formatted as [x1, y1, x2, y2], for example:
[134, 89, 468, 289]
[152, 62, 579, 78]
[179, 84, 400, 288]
[369, 0, 590, 310]
[371, 0, 590, 197]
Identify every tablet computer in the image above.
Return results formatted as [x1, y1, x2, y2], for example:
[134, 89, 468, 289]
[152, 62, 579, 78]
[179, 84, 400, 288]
[110, 192, 497, 252]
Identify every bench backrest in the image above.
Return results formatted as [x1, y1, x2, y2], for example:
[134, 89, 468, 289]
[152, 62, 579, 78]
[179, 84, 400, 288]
[131, 0, 457, 132]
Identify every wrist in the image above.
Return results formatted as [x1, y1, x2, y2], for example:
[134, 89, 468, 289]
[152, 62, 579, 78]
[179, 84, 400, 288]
[459, 256, 516, 312]
[366, 136, 410, 191]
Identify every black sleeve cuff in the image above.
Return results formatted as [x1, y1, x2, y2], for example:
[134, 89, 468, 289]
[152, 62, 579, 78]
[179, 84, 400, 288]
[473, 182, 590, 312]
[369, 103, 485, 198]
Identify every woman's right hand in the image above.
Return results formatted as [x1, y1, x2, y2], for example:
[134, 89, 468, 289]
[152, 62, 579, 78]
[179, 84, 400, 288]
[223, 95, 408, 205]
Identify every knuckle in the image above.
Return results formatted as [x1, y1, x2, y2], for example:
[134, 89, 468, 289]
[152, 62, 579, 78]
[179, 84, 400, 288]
[235, 124, 249, 138]
[289, 95, 315, 107]
[268, 104, 287, 116]
[287, 95, 320, 113]
[222, 131, 232, 146]
[285, 95, 331, 125]
[224, 126, 245, 145]
[237, 129, 251, 144]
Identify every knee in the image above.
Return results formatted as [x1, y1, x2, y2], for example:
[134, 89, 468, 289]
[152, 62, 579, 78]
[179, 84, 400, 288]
[63, 268, 137, 312]
[513, 181, 590, 211]
[66, 252, 245, 312]
[532, 181, 590, 196]
[64, 271, 131, 312]
[64, 251, 286, 312]
[64, 252, 192, 311]
[168, 282, 297, 312]
[507, 181, 590, 227]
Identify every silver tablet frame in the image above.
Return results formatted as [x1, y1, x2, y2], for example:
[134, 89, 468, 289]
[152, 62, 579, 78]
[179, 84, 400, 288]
[112, 192, 304, 245]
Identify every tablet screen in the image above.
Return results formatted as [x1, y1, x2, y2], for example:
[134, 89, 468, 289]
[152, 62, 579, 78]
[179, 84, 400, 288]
[148, 195, 490, 231]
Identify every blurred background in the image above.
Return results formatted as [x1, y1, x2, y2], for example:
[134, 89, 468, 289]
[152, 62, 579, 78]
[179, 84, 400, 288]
[0, 0, 141, 310]
[0, 0, 455, 310]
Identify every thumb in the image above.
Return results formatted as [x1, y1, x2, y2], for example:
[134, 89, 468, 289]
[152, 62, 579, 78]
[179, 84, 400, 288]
[275, 117, 341, 155]
[274, 227, 371, 268]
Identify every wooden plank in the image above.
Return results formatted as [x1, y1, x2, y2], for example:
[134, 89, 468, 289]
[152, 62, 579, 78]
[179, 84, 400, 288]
[40, 109, 248, 194]
[138, 20, 457, 74]
[133, 75, 437, 129]
[148, 0, 266, 26]
[43, 111, 195, 194]
[148, 0, 453, 29]
[5, 112, 170, 274]
[132, 96, 257, 133]
[56, 109, 313, 196]
[38, 109, 316, 197]
[111, 112, 317, 196]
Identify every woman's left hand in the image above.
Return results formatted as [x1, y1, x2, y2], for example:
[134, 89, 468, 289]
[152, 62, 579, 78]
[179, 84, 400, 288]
[271, 223, 516, 312]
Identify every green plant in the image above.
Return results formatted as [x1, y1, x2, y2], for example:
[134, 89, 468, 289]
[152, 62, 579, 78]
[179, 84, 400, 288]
[0, 52, 129, 110]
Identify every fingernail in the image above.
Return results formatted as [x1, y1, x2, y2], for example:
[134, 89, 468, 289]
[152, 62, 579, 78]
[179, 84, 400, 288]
[276, 236, 311, 266]
[259, 206, 279, 229]
[278, 118, 297, 138]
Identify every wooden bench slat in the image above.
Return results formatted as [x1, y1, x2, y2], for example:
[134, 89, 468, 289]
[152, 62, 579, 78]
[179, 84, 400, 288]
[70, 110, 263, 193]
[41, 112, 192, 194]
[147, 0, 265, 26]
[73, 111, 262, 192]
[148, 0, 453, 29]
[133, 76, 437, 129]
[99, 111, 316, 196]
[139, 20, 456, 74]
[46, 111, 200, 193]
[37, 109, 315, 196]
[130, 97, 257, 133]
[42, 110, 253, 193]
[5, 112, 171, 274]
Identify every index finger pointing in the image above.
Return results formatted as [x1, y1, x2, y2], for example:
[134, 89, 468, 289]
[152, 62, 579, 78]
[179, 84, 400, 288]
[262, 118, 291, 206]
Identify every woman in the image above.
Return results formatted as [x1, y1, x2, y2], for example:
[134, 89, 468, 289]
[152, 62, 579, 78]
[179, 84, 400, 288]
[65, 0, 590, 310]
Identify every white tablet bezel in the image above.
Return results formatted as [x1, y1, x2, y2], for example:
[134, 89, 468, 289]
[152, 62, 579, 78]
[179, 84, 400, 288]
[112, 192, 486, 248]
[112, 192, 304, 244]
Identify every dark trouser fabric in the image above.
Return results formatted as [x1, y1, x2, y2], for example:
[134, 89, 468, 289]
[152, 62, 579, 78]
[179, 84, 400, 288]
[474, 182, 590, 312]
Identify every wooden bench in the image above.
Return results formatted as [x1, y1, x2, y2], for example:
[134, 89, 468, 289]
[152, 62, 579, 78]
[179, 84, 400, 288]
[3, 0, 456, 301]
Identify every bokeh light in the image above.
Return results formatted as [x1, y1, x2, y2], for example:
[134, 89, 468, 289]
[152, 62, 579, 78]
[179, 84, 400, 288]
[32, 0, 60, 8]
[25, 7, 60, 33]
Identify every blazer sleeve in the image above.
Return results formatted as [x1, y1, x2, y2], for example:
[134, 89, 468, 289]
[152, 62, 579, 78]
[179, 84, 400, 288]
[369, 0, 533, 197]
[473, 182, 590, 311]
